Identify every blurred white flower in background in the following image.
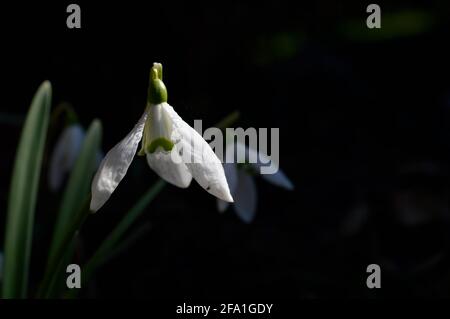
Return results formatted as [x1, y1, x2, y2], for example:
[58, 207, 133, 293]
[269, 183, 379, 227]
[48, 123, 103, 192]
[48, 124, 84, 191]
[218, 141, 294, 223]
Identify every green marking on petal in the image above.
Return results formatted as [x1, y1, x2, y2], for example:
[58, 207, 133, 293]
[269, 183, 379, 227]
[146, 137, 174, 154]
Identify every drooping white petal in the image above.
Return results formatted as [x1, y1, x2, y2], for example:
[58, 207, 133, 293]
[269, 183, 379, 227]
[216, 162, 238, 212]
[233, 171, 257, 223]
[235, 141, 294, 190]
[90, 111, 148, 212]
[146, 145, 192, 188]
[164, 103, 233, 202]
[48, 124, 85, 191]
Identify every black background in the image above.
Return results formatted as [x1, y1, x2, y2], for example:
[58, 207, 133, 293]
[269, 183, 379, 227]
[1, 0, 450, 299]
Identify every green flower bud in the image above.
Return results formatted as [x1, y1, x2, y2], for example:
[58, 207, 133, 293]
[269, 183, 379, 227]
[147, 63, 168, 104]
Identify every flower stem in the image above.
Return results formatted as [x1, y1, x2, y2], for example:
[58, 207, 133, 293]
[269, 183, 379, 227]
[215, 110, 240, 130]
[65, 179, 166, 298]
[36, 197, 90, 298]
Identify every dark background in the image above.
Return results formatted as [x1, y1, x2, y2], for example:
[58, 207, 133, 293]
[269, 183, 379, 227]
[1, 0, 450, 298]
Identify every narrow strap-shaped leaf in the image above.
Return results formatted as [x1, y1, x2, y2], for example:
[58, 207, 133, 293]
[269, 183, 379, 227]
[45, 234, 78, 298]
[69, 179, 166, 297]
[37, 197, 90, 298]
[90, 179, 166, 265]
[38, 120, 102, 298]
[48, 120, 102, 264]
[96, 222, 152, 267]
[2, 81, 52, 298]
[64, 222, 152, 299]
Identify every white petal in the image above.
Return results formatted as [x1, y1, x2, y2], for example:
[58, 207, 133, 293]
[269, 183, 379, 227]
[48, 124, 85, 191]
[164, 103, 233, 202]
[233, 171, 257, 223]
[146, 145, 192, 188]
[90, 111, 148, 212]
[236, 142, 294, 190]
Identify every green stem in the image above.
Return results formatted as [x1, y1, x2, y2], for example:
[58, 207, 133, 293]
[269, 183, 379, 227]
[65, 180, 166, 298]
[36, 197, 90, 298]
[44, 235, 78, 298]
[64, 222, 152, 299]
[215, 110, 240, 130]
[90, 179, 166, 263]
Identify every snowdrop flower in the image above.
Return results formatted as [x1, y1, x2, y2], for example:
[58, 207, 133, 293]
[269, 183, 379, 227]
[218, 141, 294, 223]
[48, 124, 85, 191]
[90, 63, 233, 212]
[48, 124, 103, 191]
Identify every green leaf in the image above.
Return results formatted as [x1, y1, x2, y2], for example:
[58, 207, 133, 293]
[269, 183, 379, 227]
[48, 120, 102, 264]
[37, 198, 90, 298]
[98, 222, 152, 266]
[89, 179, 166, 268]
[45, 234, 78, 298]
[2, 81, 52, 298]
[215, 110, 240, 130]
[38, 119, 102, 298]
[71, 179, 166, 297]
[64, 222, 152, 299]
